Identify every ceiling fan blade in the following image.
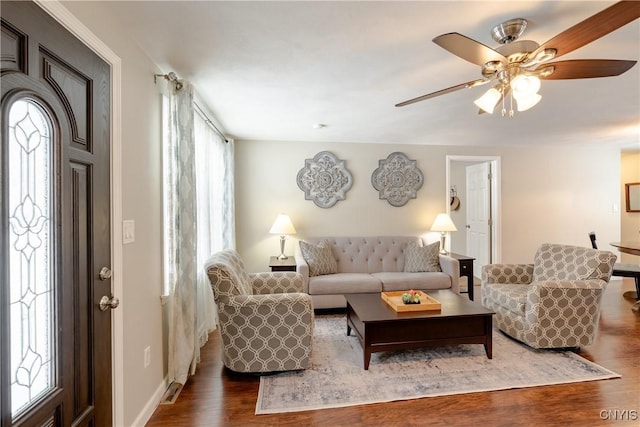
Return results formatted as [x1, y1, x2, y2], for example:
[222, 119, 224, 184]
[433, 33, 507, 67]
[531, 1, 640, 61]
[395, 79, 489, 107]
[539, 59, 637, 79]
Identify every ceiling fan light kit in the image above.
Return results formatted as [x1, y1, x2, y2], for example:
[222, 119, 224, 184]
[474, 87, 502, 114]
[511, 74, 540, 95]
[395, 1, 640, 117]
[514, 93, 542, 112]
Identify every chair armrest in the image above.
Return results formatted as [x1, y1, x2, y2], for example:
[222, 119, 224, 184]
[438, 255, 460, 294]
[294, 252, 310, 293]
[482, 264, 534, 285]
[525, 279, 606, 324]
[250, 272, 303, 294]
[217, 293, 314, 334]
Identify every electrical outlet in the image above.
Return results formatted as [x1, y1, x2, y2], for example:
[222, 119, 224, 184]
[144, 346, 151, 368]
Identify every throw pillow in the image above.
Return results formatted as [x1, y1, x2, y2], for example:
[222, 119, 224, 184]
[404, 242, 442, 272]
[299, 240, 337, 277]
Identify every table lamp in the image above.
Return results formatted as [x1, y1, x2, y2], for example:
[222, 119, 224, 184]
[430, 213, 457, 254]
[269, 214, 297, 259]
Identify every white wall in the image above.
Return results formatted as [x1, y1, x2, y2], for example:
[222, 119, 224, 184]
[620, 150, 640, 263]
[236, 141, 622, 272]
[59, 2, 165, 425]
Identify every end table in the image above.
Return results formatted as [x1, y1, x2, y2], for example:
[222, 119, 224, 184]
[448, 253, 475, 301]
[269, 256, 297, 272]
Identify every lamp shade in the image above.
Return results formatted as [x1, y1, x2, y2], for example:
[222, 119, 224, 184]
[511, 74, 541, 96]
[473, 87, 501, 114]
[430, 213, 457, 232]
[269, 214, 296, 235]
[514, 92, 542, 111]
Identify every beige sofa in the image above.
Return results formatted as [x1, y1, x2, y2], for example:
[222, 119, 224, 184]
[295, 236, 460, 309]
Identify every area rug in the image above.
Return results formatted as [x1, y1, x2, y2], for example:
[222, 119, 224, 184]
[255, 315, 620, 414]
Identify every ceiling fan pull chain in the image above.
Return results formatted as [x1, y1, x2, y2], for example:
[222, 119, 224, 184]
[509, 89, 514, 117]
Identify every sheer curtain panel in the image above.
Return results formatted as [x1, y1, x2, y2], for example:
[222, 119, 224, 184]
[194, 107, 235, 352]
[160, 78, 235, 386]
[162, 80, 198, 385]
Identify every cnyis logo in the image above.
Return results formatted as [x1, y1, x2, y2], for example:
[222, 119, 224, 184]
[599, 409, 638, 421]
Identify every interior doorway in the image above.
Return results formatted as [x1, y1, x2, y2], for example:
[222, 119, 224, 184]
[446, 155, 501, 278]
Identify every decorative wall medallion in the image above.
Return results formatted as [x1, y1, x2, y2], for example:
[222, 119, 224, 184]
[297, 151, 353, 208]
[371, 152, 424, 207]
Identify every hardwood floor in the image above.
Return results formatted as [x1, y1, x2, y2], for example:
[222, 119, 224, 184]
[146, 279, 639, 426]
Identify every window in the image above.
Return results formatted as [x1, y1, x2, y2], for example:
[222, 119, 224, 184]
[7, 99, 55, 416]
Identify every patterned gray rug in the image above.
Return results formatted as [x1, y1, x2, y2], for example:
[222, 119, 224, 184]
[256, 314, 619, 414]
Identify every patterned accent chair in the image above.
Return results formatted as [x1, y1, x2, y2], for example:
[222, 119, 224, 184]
[481, 243, 616, 349]
[204, 250, 314, 373]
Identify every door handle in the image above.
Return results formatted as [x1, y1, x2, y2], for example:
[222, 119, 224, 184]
[466, 225, 471, 229]
[99, 295, 120, 311]
[99, 267, 112, 280]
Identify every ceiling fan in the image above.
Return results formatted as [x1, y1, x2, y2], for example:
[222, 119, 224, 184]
[395, 1, 640, 116]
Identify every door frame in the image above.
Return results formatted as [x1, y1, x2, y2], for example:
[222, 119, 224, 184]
[445, 155, 502, 264]
[34, 1, 125, 425]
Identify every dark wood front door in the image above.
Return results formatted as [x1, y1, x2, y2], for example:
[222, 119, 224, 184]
[1, 1, 112, 426]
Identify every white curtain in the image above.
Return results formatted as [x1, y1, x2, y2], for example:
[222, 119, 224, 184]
[193, 106, 235, 353]
[161, 79, 235, 385]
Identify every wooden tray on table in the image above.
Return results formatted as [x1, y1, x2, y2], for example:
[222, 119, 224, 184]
[381, 291, 442, 312]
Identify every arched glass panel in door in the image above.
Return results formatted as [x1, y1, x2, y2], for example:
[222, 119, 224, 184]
[7, 98, 55, 417]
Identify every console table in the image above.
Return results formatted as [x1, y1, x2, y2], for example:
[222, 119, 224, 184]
[269, 256, 297, 272]
[448, 253, 475, 301]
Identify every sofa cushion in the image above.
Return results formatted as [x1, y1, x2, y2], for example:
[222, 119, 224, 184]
[373, 272, 452, 291]
[404, 242, 442, 272]
[483, 283, 529, 316]
[299, 240, 338, 277]
[308, 273, 382, 295]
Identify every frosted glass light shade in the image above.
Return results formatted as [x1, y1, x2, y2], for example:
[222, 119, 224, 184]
[515, 93, 542, 111]
[430, 213, 457, 232]
[269, 214, 296, 235]
[474, 88, 501, 114]
[511, 74, 541, 96]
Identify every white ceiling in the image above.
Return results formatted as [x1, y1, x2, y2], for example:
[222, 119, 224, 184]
[101, 1, 639, 149]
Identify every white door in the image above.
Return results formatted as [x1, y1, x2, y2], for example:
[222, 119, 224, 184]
[466, 162, 491, 273]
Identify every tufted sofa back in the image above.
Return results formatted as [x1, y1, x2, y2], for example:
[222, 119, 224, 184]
[532, 243, 616, 282]
[305, 236, 422, 274]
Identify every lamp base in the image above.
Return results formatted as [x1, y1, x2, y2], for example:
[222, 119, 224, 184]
[278, 235, 288, 260]
[439, 233, 448, 255]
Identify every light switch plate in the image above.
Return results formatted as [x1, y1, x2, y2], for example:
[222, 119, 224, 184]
[123, 220, 135, 244]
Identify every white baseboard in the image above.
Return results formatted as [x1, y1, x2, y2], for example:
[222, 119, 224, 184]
[130, 376, 169, 427]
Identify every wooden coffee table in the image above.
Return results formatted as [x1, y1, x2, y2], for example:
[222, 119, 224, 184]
[345, 290, 494, 370]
